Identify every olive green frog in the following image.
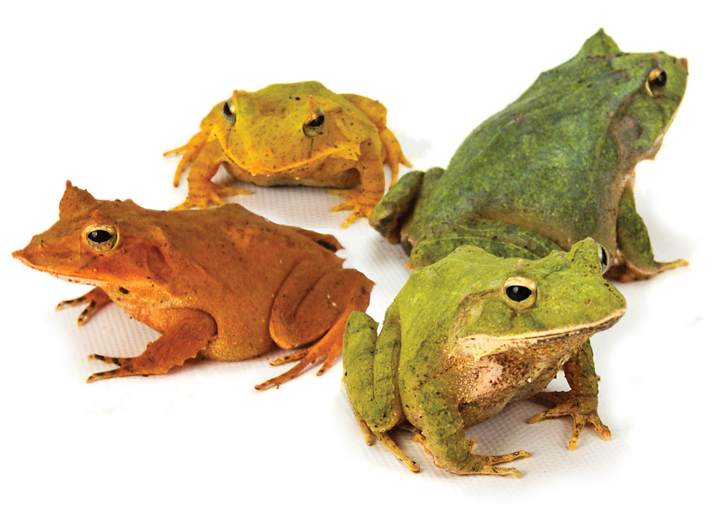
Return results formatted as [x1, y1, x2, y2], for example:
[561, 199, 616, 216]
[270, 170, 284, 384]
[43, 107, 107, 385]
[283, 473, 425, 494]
[343, 239, 626, 476]
[370, 30, 688, 282]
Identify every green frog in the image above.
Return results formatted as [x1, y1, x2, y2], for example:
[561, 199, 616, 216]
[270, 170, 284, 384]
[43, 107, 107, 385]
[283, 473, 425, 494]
[370, 29, 688, 282]
[343, 239, 626, 477]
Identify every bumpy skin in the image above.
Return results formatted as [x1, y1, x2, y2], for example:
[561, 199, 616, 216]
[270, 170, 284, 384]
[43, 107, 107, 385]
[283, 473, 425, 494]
[343, 239, 626, 476]
[13, 182, 373, 389]
[370, 30, 688, 281]
[165, 81, 410, 227]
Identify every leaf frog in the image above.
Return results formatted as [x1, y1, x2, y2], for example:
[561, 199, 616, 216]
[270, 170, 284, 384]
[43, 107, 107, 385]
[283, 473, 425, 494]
[370, 30, 688, 281]
[13, 182, 373, 389]
[343, 239, 626, 476]
[165, 81, 410, 227]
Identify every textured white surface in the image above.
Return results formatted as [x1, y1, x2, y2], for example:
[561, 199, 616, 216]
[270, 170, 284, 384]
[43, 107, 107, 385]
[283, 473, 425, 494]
[1, 2, 710, 507]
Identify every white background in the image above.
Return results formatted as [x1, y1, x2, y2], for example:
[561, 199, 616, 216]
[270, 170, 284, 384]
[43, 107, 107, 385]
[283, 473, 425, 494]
[1, 1, 710, 507]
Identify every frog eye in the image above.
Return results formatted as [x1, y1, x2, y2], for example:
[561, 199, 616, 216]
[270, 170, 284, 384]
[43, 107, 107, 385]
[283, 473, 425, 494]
[303, 108, 325, 137]
[222, 99, 236, 126]
[84, 224, 118, 253]
[645, 68, 667, 97]
[503, 277, 537, 309]
[597, 243, 611, 274]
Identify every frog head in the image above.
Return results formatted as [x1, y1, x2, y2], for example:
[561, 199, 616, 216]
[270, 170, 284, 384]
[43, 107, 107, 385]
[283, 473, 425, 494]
[212, 81, 365, 174]
[12, 182, 173, 288]
[451, 239, 626, 358]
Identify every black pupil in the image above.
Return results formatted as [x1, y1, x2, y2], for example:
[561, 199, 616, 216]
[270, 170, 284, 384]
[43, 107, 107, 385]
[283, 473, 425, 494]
[88, 230, 112, 243]
[223, 101, 233, 117]
[506, 285, 532, 302]
[600, 248, 608, 269]
[651, 70, 667, 88]
[307, 115, 325, 127]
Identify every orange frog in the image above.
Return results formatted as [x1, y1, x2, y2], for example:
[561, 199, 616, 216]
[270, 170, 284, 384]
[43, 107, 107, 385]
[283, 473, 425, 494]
[165, 81, 410, 227]
[13, 182, 373, 390]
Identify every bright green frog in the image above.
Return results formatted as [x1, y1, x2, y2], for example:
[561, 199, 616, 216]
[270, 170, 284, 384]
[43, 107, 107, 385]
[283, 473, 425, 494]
[343, 239, 626, 476]
[370, 30, 688, 282]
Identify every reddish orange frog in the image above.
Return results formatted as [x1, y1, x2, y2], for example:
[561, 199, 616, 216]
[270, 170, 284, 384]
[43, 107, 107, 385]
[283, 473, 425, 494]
[165, 81, 410, 227]
[13, 182, 373, 389]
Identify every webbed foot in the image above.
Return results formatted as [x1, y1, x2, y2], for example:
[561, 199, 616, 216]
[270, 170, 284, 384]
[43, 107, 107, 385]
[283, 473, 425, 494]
[329, 189, 381, 228]
[528, 391, 610, 450]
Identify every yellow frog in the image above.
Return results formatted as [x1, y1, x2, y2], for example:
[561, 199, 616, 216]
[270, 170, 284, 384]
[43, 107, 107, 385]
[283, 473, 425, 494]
[165, 81, 410, 227]
[13, 182, 373, 390]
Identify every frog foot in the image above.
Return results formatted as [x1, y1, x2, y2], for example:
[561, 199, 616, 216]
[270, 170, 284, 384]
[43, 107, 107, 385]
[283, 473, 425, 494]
[328, 189, 380, 228]
[528, 391, 611, 450]
[56, 287, 112, 326]
[606, 258, 689, 283]
[452, 450, 530, 478]
[379, 127, 412, 187]
[254, 323, 344, 390]
[172, 182, 252, 210]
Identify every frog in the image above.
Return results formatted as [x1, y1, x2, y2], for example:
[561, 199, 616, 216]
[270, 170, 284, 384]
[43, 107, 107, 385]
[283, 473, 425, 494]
[343, 238, 626, 477]
[370, 29, 688, 282]
[165, 80, 411, 228]
[12, 181, 373, 390]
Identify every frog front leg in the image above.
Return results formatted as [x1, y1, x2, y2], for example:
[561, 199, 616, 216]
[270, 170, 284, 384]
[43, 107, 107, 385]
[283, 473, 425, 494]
[329, 139, 388, 228]
[339, 93, 411, 187]
[56, 287, 113, 326]
[608, 186, 688, 282]
[419, 372, 530, 477]
[86, 308, 216, 382]
[527, 340, 610, 450]
[254, 264, 373, 390]
[168, 134, 251, 210]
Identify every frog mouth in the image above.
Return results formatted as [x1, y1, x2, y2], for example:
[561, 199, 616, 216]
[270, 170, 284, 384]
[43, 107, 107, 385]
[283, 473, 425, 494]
[455, 308, 625, 358]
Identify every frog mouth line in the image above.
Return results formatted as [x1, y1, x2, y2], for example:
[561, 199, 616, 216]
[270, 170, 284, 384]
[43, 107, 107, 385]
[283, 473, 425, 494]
[222, 136, 359, 175]
[460, 308, 626, 346]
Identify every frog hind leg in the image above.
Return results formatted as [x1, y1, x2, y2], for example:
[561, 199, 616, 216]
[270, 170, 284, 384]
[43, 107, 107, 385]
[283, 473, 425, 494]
[56, 287, 113, 326]
[527, 340, 611, 450]
[254, 266, 374, 390]
[170, 136, 252, 210]
[607, 186, 688, 282]
[85, 309, 216, 382]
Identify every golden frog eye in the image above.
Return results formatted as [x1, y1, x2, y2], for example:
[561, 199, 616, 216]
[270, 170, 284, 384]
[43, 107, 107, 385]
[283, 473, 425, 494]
[84, 224, 118, 252]
[222, 99, 236, 126]
[645, 68, 667, 97]
[503, 276, 537, 310]
[303, 108, 325, 137]
[597, 243, 610, 274]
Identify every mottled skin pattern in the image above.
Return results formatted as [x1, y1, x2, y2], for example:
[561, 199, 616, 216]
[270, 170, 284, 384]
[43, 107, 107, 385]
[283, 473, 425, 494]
[165, 81, 410, 227]
[13, 182, 373, 389]
[343, 239, 626, 476]
[370, 30, 688, 281]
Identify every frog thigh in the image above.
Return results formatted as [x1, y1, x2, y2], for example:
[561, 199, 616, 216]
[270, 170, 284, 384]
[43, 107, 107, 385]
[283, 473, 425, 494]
[269, 262, 372, 349]
[255, 265, 373, 390]
[609, 186, 688, 282]
[86, 308, 217, 382]
[343, 309, 405, 434]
